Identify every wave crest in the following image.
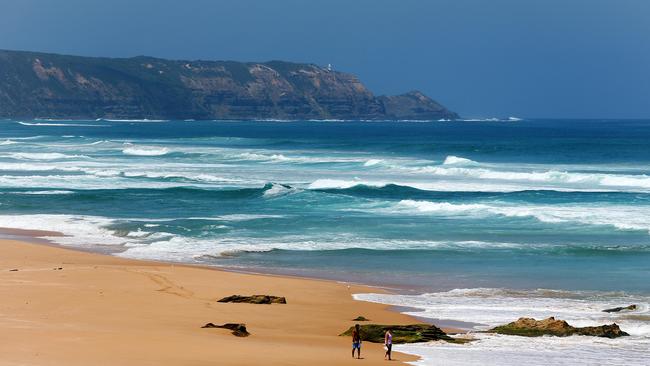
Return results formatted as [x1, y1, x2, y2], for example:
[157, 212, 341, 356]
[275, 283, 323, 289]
[442, 155, 478, 166]
[122, 144, 170, 156]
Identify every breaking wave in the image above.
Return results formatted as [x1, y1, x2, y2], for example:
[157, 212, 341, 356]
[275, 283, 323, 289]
[7, 152, 90, 160]
[18, 121, 106, 127]
[122, 144, 170, 156]
[442, 155, 478, 166]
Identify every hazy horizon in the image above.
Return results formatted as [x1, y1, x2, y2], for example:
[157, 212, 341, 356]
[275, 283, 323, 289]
[1, 0, 648, 119]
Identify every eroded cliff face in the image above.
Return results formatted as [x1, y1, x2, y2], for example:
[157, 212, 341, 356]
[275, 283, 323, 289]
[0, 50, 458, 120]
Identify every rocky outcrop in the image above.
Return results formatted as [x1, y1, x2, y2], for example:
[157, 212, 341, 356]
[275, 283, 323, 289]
[0, 49, 458, 120]
[202, 323, 250, 337]
[488, 317, 629, 338]
[217, 295, 287, 304]
[340, 324, 458, 344]
[603, 305, 637, 313]
[378, 91, 454, 120]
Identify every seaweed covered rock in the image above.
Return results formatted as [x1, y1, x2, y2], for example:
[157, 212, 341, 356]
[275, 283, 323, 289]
[603, 305, 637, 313]
[340, 324, 455, 344]
[488, 317, 629, 338]
[217, 295, 286, 304]
[202, 323, 250, 337]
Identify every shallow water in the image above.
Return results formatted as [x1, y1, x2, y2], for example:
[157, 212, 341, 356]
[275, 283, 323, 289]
[1, 118, 649, 364]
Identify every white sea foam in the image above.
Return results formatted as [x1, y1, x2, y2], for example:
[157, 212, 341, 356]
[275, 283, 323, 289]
[459, 118, 501, 122]
[235, 151, 363, 164]
[355, 289, 650, 366]
[122, 144, 170, 156]
[187, 214, 286, 222]
[0, 162, 82, 172]
[442, 156, 477, 166]
[392, 199, 650, 233]
[364, 159, 384, 167]
[263, 183, 299, 198]
[7, 152, 89, 160]
[9, 190, 75, 195]
[18, 121, 106, 127]
[120, 171, 242, 184]
[403, 156, 650, 192]
[102, 119, 169, 123]
[0, 214, 126, 247]
[0, 213, 534, 258]
[87, 140, 107, 145]
[2, 135, 48, 140]
[0, 174, 187, 190]
[397, 333, 649, 366]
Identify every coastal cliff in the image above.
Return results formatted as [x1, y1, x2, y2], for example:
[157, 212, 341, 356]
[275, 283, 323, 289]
[0, 50, 458, 120]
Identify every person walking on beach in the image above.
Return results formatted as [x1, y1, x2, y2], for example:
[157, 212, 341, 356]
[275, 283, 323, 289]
[384, 329, 393, 361]
[352, 324, 362, 359]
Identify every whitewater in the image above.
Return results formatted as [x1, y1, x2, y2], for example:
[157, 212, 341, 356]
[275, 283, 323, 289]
[1, 119, 649, 365]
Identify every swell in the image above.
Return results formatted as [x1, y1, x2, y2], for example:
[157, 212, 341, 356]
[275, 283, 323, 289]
[311, 182, 649, 203]
[0, 183, 296, 201]
[4, 180, 646, 203]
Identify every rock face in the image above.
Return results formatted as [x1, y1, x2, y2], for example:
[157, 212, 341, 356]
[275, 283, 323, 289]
[488, 317, 629, 338]
[0, 49, 458, 120]
[202, 323, 250, 337]
[378, 91, 454, 120]
[217, 295, 287, 304]
[340, 324, 455, 344]
[603, 305, 637, 313]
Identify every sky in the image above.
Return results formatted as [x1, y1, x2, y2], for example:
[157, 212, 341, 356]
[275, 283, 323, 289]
[1, 0, 649, 118]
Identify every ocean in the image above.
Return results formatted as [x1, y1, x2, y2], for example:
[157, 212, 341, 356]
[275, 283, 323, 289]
[1, 118, 649, 365]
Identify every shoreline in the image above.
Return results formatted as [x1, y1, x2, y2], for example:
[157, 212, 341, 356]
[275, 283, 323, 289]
[0, 227, 418, 294]
[0, 231, 452, 365]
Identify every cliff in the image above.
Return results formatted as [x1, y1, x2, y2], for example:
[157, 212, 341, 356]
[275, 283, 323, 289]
[0, 50, 458, 120]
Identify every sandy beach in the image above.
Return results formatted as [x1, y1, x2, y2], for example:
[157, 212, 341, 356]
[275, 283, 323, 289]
[0, 236, 422, 366]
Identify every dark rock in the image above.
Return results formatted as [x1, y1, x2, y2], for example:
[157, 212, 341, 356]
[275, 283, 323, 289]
[378, 91, 458, 120]
[217, 295, 287, 304]
[603, 305, 637, 313]
[340, 324, 459, 344]
[0, 49, 458, 121]
[202, 323, 250, 337]
[352, 316, 370, 321]
[488, 317, 629, 338]
[9, 269, 18, 272]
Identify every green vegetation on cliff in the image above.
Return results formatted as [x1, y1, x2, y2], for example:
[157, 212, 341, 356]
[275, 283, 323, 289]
[0, 49, 458, 121]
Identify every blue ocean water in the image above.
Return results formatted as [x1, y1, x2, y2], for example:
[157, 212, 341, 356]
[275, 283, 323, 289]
[1, 119, 649, 364]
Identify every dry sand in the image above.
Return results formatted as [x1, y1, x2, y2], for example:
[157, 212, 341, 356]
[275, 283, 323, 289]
[0, 238, 424, 365]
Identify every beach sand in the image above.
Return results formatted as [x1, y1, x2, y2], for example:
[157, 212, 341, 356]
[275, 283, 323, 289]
[0, 238, 422, 365]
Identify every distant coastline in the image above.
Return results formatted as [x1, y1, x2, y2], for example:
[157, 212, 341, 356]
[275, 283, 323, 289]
[0, 49, 458, 121]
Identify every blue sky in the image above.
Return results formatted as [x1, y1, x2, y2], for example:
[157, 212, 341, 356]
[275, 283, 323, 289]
[1, 0, 648, 118]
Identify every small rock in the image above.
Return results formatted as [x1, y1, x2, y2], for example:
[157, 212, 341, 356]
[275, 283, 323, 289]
[217, 295, 286, 304]
[202, 323, 250, 337]
[352, 316, 370, 321]
[603, 305, 637, 313]
[9, 269, 18, 272]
